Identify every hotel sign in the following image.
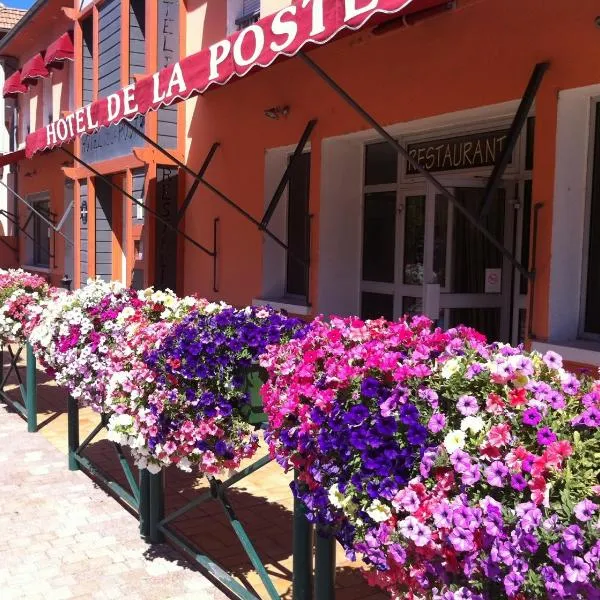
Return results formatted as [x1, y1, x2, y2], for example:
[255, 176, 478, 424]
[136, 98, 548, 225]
[27, 0, 419, 157]
[406, 130, 510, 174]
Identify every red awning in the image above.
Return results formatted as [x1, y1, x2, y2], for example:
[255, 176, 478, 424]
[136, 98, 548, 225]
[0, 149, 25, 168]
[26, 0, 448, 157]
[21, 53, 50, 83]
[3, 70, 27, 96]
[45, 32, 75, 67]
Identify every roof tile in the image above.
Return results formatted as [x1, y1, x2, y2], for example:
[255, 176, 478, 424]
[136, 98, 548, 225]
[0, 5, 26, 31]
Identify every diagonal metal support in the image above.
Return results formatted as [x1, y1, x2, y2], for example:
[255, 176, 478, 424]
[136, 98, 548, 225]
[56, 199, 74, 232]
[123, 122, 309, 269]
[261, 119, 317, 229]
[0, 178, 73, 246]
[479, 62, 549, 220]
[175, 143, 220, 225]
[0, 208, 56, 259]
[0, 345, 22, 390]
[298, 51, 534, 281]
[61, 147, 215, 258]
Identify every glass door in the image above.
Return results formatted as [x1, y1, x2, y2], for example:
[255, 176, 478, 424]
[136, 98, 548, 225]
[434, 185, 512, 342]
[360, 175, 524, 343]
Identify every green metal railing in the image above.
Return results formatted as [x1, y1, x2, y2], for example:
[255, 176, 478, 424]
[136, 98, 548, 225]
[67, 397, 142, 518]
[141, 370, 332, 600]
[2, 353, 338, 598]
[0, 343, 37, 432]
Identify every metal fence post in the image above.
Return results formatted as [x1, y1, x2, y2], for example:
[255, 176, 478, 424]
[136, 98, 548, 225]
[149, 470, 165, 543]
[67, 395, 80, 471]
[25, 343, 37, 432]
[139, 469, 150, 539]
[292, 471, 313, 600]
[314, 532, 336, 600]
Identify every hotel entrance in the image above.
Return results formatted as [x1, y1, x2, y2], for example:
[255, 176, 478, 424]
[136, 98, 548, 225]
[360, 125, 532, 344]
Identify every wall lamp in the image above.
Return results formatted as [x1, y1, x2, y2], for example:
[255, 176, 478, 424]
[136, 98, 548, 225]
[264, 105, 290, 120]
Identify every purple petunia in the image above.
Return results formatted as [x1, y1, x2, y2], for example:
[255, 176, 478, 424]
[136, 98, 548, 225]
[543, 350, 563, 370]
[574, 499, 598, 522]
[565, 557, 591, 583]
[450, 450, 472, 474]
[537, 426, 557, 446]
[461, 464, 481, 487]
[449, 528, 475, 553]
[510, 473, 528, 491]
[504, 571, 524, 596]
[485, 461, 509, 487]
[433, 502, 453, 529]
[563, 524, 585, 551]
[457, 395, 479, 416]
[522, 407, 542, 426]
[427, 413, 446, 434]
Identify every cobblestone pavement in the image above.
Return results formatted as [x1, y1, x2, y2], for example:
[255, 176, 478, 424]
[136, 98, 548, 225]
[0, 401, 228, 600]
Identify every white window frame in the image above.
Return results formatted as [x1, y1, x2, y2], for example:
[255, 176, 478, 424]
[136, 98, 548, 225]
[579, 98, 600, 341]
[531, 83, 600, 365]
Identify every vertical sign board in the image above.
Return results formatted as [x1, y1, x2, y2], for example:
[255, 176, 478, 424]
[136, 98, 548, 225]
[157, 0, 179, 148]
[154, 166, 178, 291]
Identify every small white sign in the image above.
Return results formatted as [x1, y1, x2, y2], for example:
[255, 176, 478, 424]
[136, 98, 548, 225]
[485, 268, 502, 294]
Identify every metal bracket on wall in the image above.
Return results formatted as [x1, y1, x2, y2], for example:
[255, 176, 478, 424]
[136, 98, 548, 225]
[0, 178, 74, 247]
[478, 62, 549, 220]
[60, 147, 215, 259]
[213, 217, 219, 293]
[176, 143, 220, 226]
[260, 119, 317, 229]
[122, 121, 309, 271]
[0, 207, 56, 260]
[298, 50, 534, 282]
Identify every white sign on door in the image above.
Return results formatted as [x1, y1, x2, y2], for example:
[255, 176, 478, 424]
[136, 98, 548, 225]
[485, 268, 502, 294]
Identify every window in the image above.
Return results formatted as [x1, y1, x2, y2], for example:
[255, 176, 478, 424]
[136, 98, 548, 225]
[583, 102, 600, 335]
[129, 0, 146, 79]
[286, 152, 311, 298]
[82, 16, 93, 105]
[32, 200, 51, 268]
[228, 0, 260, 33]
[98, 0, 121, 97]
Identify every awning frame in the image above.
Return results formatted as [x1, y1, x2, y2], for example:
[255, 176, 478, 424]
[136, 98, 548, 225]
[478, 62, 549, 220]
[122, 121, 310, 273]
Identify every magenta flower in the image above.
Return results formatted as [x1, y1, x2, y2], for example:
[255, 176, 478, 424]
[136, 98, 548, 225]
[563, 525, 585, 551]
[461, 464, 481, 487]
[510, 473, 528, 491]
[537, 427, 557, 446]
[522, 407, 542, 426]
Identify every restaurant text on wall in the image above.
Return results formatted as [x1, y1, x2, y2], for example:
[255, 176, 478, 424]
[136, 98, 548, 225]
[406, 130, 510, 174]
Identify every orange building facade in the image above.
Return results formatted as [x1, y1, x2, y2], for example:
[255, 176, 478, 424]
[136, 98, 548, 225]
[3, 0, 600, 370]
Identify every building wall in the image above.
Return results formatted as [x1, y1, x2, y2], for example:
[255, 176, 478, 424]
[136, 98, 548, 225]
[179, 0, 600, 350]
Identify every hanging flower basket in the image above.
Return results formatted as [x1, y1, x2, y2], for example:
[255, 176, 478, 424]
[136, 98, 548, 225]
[261, 315, 600, 599]
[0, 268, 50, 345]
[107, 304, 305, 476]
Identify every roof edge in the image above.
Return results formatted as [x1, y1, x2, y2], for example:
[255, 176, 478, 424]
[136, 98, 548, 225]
[0, 0, 48, 54]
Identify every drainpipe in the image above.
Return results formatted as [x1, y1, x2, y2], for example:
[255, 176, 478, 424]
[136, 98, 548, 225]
[372, 1, 456, 36]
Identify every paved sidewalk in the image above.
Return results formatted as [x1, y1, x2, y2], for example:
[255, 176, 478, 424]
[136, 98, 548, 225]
[0, 402, 227, 600]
